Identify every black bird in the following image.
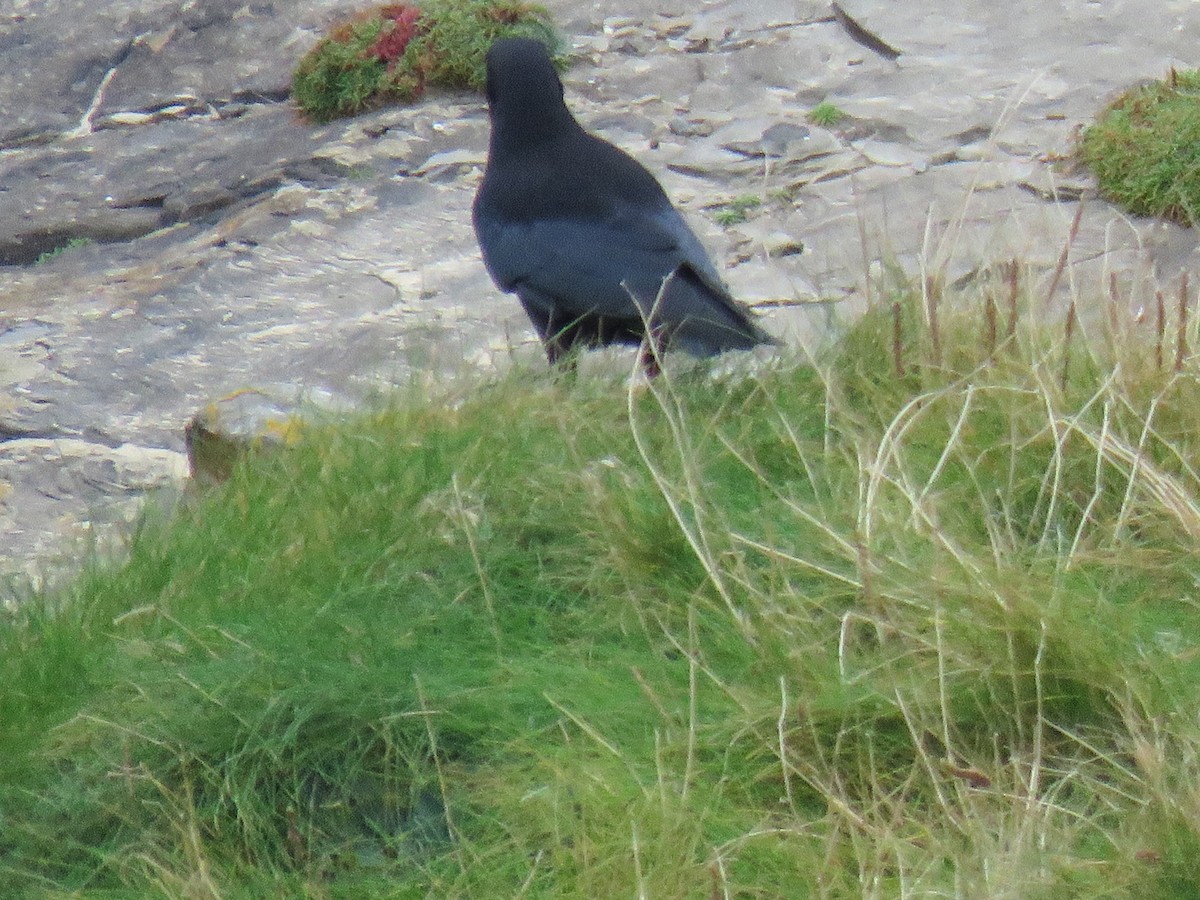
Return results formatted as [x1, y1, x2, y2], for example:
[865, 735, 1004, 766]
[472, 38, 775, 375]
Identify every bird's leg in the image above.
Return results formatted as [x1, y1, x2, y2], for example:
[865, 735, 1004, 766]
[542, 316, 588, 378]
[544, 336, 580, 379]
[638, 324, 668, 379]
[637, 340, 661, 379]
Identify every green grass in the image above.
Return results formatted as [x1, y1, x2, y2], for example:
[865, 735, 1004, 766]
[292, 1, 560, 123]
[1079, 68, 1200, 225]
[712, 195, 762, 227]
[807, 101, 845, 127]
[4, 269, 1200, 896]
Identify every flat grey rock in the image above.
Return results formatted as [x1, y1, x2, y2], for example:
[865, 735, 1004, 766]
[0, 0, 350, 145]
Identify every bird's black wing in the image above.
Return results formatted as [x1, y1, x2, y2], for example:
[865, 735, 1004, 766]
[476, 198, 770, 352]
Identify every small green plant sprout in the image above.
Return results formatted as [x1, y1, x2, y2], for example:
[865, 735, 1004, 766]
[292, 0, 561, 123]
[808, 100, 845, 127]
[34, 236, 93, 266]
[1079, 67, 1200, 224]
[712, 194, 762, 227]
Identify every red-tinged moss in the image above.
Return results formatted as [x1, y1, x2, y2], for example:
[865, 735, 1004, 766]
[369, 4, 424, 65]
[292, 0, 561, 123]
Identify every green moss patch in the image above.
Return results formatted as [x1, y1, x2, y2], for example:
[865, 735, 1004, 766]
[807, 100, 844, 127]
[712, 194, 762, 227]
[1079, 68, 1200, 225]
[293, 1, 560, 123]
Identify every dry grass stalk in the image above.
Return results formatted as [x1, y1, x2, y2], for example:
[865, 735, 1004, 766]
[1156, 290, 1165, 371]
[925, 274, 943, 366]
[1107, 272, 1122, 357]
[984, 290, 998, 358]
[892, 299, 904, 376]
[1176, 271, 1189, 372]
[1043, 203, 1085, 312]
[1062, 296, 1078, 392]
[1006, 259, 1019, 349]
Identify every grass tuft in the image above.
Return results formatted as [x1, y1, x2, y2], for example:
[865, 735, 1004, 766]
[712, 195, 763, 227]
[1079, 68, 1200, 225]
[808, 100, 845, 127]
[4, 269, 1200, 895]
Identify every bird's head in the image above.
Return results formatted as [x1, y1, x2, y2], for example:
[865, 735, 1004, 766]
[483, 38, 576, 144]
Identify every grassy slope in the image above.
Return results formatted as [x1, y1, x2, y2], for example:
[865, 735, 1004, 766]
[4, 283, 1200, 897]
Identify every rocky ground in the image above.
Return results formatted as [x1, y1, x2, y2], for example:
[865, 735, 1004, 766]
[1, 0, 1198, 600]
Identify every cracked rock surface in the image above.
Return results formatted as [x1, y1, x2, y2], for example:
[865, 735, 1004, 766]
[2, 0, 1199, 597]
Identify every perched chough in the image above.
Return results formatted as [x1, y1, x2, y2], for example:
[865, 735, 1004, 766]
[473, 38, 775, 375]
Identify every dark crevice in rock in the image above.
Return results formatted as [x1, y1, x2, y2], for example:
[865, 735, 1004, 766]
[838, 119, 913, 144]
[4, 89, 290, 151]
[1018, 181, 1086, 203]
[0, 220, 156, 267]
[285, 160, 350, 186]
[231, 87, 291, 105]
[0, 422, 62, 443]
[161, 175, 284, 225]
[0, 418, 129, 450]
[128, 91, 288, 120]
[952, 125, 996, 145]
[161, 192, 240, 225]
[0, 129, 60, 151]
[142, 98, 205, 114]
[830, 2, 902, 60]
[0, 229, 91, 267]
[216, 105, 250, 121]
[76, 427, 125, 449]
[1, 168, 295, 266]
[112, 194, 168, 210]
